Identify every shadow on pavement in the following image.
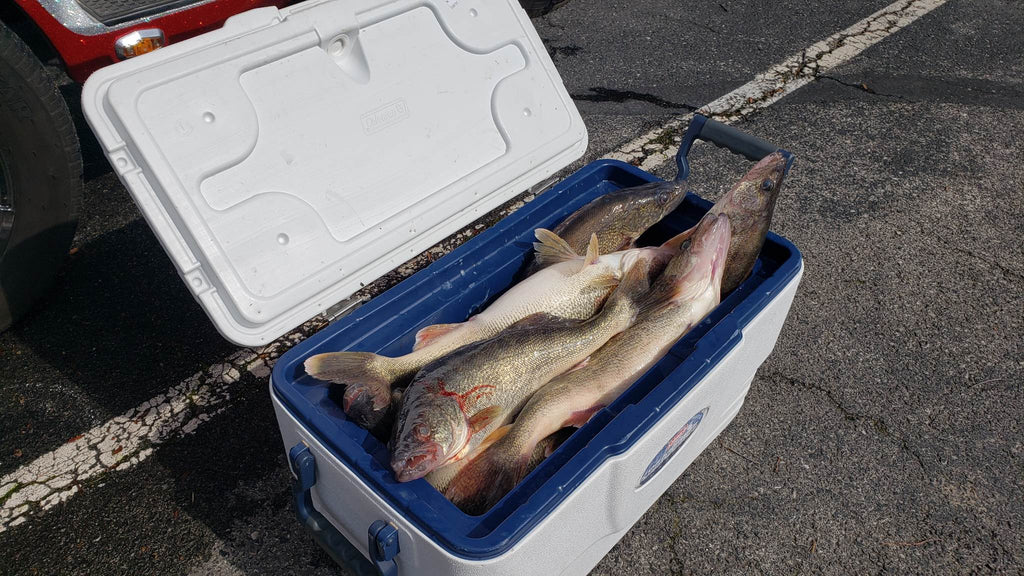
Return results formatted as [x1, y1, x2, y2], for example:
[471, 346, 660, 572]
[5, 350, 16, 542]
[11, 219, 239, 416]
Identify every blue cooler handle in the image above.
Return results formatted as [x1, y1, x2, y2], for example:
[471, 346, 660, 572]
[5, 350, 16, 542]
[289, 444, 400, 576]
[675, 114, 793, 181]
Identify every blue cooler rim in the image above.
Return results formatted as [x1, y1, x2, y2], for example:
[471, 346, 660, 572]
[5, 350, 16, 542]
[271, 157, 803, 560]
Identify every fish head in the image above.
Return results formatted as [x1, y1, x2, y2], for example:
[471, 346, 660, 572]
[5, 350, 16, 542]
[390, 383, 468, 482]
[665, 213, 732, 302]
[614, 180, 688, 226]
[718, 152, 787, 221]
[652, 180, 689, 218]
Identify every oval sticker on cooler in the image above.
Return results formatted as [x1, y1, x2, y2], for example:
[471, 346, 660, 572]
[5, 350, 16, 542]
[637, 407, 709, 488]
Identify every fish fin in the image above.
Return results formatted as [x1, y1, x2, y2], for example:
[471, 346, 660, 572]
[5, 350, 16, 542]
[304, 352, 396, 429]
[636, 296, 678, 320]
[659, 227, 695, 252]
[468, 405, 503, 435]
[479, 424, 512, 450]
[590, 271, 621, 291]
[445, 431, 532, 515]
[583, 233, 600, 266]
[608, 257, 651, 307]
[532, 228, 580, 266]
[565, 405, 605, 428]
[567, 355, 591, 373]
[413, 323, 462, 351]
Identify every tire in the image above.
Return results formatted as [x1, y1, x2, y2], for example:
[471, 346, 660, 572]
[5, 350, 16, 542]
[519, 0, 572, 17]
[0, 21, 82, 331]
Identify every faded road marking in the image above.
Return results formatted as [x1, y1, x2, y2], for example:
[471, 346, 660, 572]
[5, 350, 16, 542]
[606, 0, 949, 171]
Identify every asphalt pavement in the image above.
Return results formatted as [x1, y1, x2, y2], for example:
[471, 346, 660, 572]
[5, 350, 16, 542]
[1, 0, 1021, 574]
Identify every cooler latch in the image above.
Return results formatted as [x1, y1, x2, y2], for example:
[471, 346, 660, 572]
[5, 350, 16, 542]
[368, 520, 400, 576]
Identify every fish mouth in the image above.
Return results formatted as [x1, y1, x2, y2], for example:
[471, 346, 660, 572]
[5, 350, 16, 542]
[391, 442, 443, 482]
[750, 153, 787, 190]
[343, 386, 389, 429]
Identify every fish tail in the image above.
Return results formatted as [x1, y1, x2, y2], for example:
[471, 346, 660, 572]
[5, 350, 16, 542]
[607, 257, 652, 310]
[304, 352, 400, 429]
[445, 426, 532, 515]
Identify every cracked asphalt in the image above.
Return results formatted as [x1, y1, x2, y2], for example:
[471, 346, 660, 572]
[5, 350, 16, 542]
[1, 0, 1022, 574]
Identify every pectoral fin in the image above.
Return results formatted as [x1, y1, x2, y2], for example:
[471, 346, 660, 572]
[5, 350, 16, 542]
[413, 323, 462, 351]
[468, 405, 503, 435]
[583, 233, 600, 266]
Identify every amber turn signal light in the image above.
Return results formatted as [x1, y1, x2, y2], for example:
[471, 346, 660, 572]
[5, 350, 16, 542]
[115, 29, 166, 60]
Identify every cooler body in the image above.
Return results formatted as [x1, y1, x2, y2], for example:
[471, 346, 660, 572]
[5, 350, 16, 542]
[270, 157, 804, 575]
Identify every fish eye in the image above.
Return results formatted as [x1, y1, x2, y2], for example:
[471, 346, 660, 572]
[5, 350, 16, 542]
[656, 191, 671, 205]
[414, 423, 431, 440]
[761, 178, 774, 191]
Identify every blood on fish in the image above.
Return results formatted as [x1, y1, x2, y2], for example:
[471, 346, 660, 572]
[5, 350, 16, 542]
[431, 378, 496, 416]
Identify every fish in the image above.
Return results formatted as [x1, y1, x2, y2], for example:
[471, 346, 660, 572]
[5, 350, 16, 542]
[704, 151, 787, 294]
[304, 231, 684, 429]
[445, 213, 732, 514]
[388, 257, 654, 483]
[526, 150, 785, 293]
[524, 178, 688, 275]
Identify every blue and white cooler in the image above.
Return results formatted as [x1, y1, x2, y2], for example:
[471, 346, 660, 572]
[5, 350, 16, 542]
[81, 1, 804, 574]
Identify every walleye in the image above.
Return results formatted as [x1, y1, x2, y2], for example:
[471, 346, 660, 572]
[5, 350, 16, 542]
[389, 259, 653, 483]
[445, 213, 732, 514]
[704, 151, 787, 294]
[529, 151, 787, 295]
[525, 178, 688, 274]
[305, 232, 682, 429]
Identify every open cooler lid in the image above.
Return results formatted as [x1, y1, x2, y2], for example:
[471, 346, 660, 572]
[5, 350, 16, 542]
[81, 0, 588, 346]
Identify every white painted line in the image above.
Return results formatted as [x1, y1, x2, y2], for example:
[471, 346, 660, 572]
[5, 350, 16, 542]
[606, 0, 949, 170]
[0, 0, 948, 533]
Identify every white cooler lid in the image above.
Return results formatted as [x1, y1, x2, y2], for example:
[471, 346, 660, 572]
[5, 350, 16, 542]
[82, 0, 587, 346]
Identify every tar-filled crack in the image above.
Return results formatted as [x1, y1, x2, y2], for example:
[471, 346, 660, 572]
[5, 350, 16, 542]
[572, 87, 699, 111]
[666, 13, 722, 36]
[665, 495, 686, 576]
[765, 372, 928, 478]
[700, 0, 922, 123]
[818, 74, 916, 102]
[546, 44, 581, 59]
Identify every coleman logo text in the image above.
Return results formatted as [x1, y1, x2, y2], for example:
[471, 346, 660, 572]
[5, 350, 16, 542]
[361, 99, 410, 134]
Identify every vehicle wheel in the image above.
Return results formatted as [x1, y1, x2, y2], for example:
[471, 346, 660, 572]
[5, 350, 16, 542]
[520, 0, 572, 17]
[0, 21, 82, 331]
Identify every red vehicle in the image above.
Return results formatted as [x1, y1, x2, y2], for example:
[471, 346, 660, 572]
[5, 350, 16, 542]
[0, 0, 571, 331]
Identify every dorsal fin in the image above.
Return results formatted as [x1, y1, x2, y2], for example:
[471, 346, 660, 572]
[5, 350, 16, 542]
[533, 228, 580, 266]
[583, 233, 600, 266]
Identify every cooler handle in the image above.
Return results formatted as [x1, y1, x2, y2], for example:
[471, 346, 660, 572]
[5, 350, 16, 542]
[289, 444, 400, 576]
[675, 114, 793, 181]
